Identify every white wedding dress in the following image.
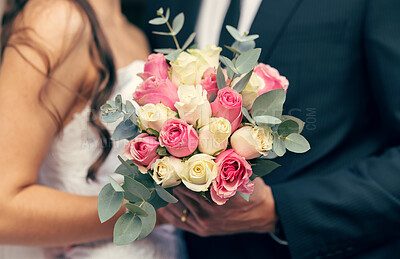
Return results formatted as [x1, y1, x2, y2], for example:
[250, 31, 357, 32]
[0, 60, 187, 259]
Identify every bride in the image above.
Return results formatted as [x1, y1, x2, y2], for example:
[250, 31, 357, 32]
[0, 0, 187, 258]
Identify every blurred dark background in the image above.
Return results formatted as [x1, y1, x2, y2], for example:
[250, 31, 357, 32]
[122, 0, 149, 29]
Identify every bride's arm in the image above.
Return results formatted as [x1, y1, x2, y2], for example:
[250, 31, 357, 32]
[0, 1, 124, 246]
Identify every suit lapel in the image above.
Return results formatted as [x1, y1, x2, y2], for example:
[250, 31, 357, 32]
[251, 0, 305, 62]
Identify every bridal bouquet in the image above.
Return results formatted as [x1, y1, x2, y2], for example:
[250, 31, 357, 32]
[98, 8, 310, 245]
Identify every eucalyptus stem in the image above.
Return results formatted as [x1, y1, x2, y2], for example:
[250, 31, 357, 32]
[162, 14, 181, 49]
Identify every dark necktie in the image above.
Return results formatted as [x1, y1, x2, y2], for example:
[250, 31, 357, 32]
[219, 0, 241, 56]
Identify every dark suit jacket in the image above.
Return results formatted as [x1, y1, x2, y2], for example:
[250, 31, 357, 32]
[144, 0, 400, 258]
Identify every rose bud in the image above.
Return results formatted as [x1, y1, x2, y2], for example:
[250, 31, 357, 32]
[159, 119, 199, 158]
[231, 125, 273, 160]
[138, 53, 170, 80]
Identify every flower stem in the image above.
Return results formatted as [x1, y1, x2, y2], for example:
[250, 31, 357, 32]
[162, 14, 181, 49]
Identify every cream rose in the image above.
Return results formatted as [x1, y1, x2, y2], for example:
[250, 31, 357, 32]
[198, 117, 231, 155]
[232, 72, 265, 110]
[171, 45, 222, 86]
[151, 157, 183, 188]
[178, 154, 218, 192]
[174, 85, 211, 127]
[138, 103, 177, 132]
[231, 125, 274, 159]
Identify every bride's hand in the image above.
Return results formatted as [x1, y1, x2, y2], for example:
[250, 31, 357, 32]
[158, 178, 278, 237]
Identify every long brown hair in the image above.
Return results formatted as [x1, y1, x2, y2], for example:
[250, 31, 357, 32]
[1, 0, 117, 181]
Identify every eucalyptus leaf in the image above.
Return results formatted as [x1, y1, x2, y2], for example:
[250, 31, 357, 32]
[233, 70, 253, 93]
[165, 49, 183, 62]
[149, 17, 167, 25]
[217, 65, 226, 90]
[164, 8, 170, 21]
[98, 184, 124, 223]
[232, 40, 256, 53]
[242, 107, 255, 124]
[123, 176, 151, 200]
[237, 192, 250, 202]
[115, 95, 123, 111]
[118, 156, 140, 176]
[154, 183, 178, 203]
[220, 56, 238, 74]
[101, 103, 123, 123]
[273, 132, 286, 157]
[281, 115, 305, 133]
[111, 120, 140, 141]
[154, 48, 173, 54]
[225, 25, 242, 42]
[147, 191, 168, 210]
[224, 45, 241, 55]
[113, 213, 142, 245]
[250, 159, 281, 178]
[137, 202, 157, 239]
[182, 32, 196, 50]
[251, 89, 286, 118]
[172, 13, 184, 35]
[235, 48, 261, 74]
[146, 128, 159, 138]
[242, 34, 259, 41]
[156, 146, 168, 156]
[124, 101, 137, 123]
[109, 176, 124, 192]
[115, 162, 134, 177]
[124, 203, 149, 217]
[254, 115, 282, 125]
[278, 120, 299, 137]
[284, 133, 311, 153]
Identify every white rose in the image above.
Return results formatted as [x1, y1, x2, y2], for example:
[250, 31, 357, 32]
[178, 154, 217, 192]
[231, 125, 273, 159]
[151, 157, 183, 188]
[198, 117, 231, 155]
[170, 52, 199, 86]
[175, 85, 211, 127]
[187, 44, 222, 78]
[138, 103, 177, 132]
[232, 72, 265, 110]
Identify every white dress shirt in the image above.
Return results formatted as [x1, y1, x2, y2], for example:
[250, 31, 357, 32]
[196, 0, 263, 48]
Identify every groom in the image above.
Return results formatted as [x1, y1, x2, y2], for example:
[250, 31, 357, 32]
[144, 0, 400, 258]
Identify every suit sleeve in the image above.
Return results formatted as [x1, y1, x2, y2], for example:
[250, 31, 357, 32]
[271, 0, 400, 258]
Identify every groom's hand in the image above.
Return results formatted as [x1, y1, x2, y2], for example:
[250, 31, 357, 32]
[159, 178, 278, 237]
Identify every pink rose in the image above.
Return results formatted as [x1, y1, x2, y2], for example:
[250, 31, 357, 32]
[254, 63, 289, 95]
[210, 87, 243, 132]
[210, 149, 254, 205]
[159, 119, 199, 158]
[133, 77, 179, 111]
[200, 68, 230, 101]
[139, 53, 170, 80]
[123, 133, 160, 172]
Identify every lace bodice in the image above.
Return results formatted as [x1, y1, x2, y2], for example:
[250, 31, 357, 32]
[1, 61, 187, 259]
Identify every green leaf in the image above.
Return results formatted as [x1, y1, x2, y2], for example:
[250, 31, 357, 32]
[251, 89, 286, 118]
[238, 191, 250, 201]
[118, 156, 141, 176]
[232, 40, 256, 53]
[147, 191, 168, 210]
[284, 133, 311, 153]
[225, 25, 243, 42]
[273, 132, 286, 157]
[281, 115, 305, 133]
[220, 56, 238, 74]
[182, 32, 196, 50]
[137, 202, 157, 239]
[154, 183, 178, 203]
[172, 13, 184, 35]
[278, 120, 300, 137]
[233, 70, 253, 93]
[242, 34, 259, 41]
[111, 120, 140, 141]
[216, 65, 226, 90]
[164, 8, 170, 21]
[156, 146, 168, 156]
[98, 183, 124, 223]
[124, 203, 149, 217]
[165, 49, 183, 62]
[242, 107, 255, 124]
[235, 48, 261, 74]
[123, 176, 151, 200]
[109, 176, 124, 192]
[254, 115, 282, 125]
[149, 17, 167, 25]
[113, 213, 142, 245]
[124, 101, 137, 123]
[115, 162, 134, 176]
[146, 128, 160, 138]
[115, 95, 123, 111]
[224, 45, 241, 55]
[154, 48, 173, 54]
[250, 159, 281, 178]
[100, 103, 123, 123]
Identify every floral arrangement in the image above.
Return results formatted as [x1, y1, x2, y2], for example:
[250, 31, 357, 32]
[98, 8, 310, 245]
